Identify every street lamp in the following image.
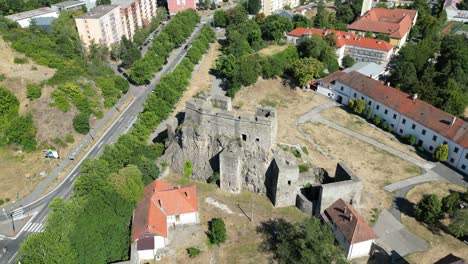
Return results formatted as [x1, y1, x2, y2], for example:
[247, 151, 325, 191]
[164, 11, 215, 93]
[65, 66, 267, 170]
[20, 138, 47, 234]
[9, 212, 15, 232]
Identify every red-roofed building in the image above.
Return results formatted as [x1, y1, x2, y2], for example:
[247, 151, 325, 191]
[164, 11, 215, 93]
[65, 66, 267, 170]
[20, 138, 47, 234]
[132, 179, 199, 261]
[167, 0, 195, 15]
[287, 27, 394, 66]
[322, 198, 378, 260]
[348, 8, 418, 48]
[318, 70, 468, 173]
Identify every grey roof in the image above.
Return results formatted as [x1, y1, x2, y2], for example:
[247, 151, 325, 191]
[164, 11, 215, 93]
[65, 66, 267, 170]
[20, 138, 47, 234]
[52, 0, 86, 8]
[343, 62, 385, 78]
[5, 7, 57, 21]
[77, 5, 119, 19]
[111, 0, 134, 8]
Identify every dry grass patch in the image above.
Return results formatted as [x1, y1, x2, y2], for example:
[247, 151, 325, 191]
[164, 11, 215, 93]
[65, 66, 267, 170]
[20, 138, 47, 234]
[321, 107, 425, 161]
[257, 45, 289, 56]
[159, 173, 307, 263]
[232, 78, 329, 144]
[173, 42, 221, 115]
[406, 182, 466, 203]
[300, 122, 421, 220]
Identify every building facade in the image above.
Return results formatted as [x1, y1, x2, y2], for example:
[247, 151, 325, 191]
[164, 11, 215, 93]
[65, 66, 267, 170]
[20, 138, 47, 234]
[261, 0, 300, 16]
[318, 71, 468, 174]
[51, 1, 86, 12]
[167, 0, 196, 15]
[5, 7, 59, 28]
[444, 0, 468, 22]
[75, 5, 125, 47]
[322, 198, 378, 260]
[112, 0, 157, 39]
[348, 8, 418, 48]
[287, 28, 394, 66]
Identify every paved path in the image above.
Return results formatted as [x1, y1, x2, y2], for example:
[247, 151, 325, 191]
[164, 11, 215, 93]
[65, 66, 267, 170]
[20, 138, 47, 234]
[298, 104, 434, 170]
[384, 170, 445, 192]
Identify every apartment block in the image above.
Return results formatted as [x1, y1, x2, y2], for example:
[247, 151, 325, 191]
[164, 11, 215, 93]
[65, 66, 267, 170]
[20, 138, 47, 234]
[112, 0, 157, 39]
[261, 0, 299, 16]
[168, 0, 196, 15]
[75, 5, 125, 47]
[317, 71, 468, 174]
[287, 28, 394, 66]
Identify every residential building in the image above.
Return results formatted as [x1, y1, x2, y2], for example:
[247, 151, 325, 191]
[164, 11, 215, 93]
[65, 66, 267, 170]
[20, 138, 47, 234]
[317, 70, 468, 173]
[287, 28, 394, 66]
[444, 0, 468, 22]
[80, 0, 98, 9]
[260, 0, 300, 16]
[322, 198, 378, 260]
[75, 5, 125, 47]
[112, 0, 158, 39]
[5, 7, 59, 28]
[348, 8, 418, 48]
[132, 180, 199, 262]
[51, 1, 86, 12]
[168, 0, 196, 15]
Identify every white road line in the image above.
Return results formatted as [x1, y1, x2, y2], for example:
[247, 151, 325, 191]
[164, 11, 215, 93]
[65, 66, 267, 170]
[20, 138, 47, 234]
[8, 252, 18, 264]
[22, 222, 32, 231]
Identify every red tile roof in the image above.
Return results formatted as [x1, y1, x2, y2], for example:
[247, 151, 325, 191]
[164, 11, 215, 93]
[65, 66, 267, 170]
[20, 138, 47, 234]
[324, 198, 378, 244]
[132, 180, 198, 240]
[348, 8, 417, 39]
[287, 27, 394, 51]
[334, 71, 468, 148]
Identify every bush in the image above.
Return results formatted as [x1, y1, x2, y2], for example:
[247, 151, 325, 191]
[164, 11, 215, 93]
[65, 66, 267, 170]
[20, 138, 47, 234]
[366, 107, 372, 120]
[184, 160, 193, 178]
[26, 83, 42, 100]
[448, 209, 468, 238]
[299, 164, 310, 173]
[381, 121, 387, 130]
[186, 247, 201, 258]
[353, 98, 365, 114]
[408, 134, 416, 146]
[347, 99, 355, 109]
[301, 146, 309, 155]
[291, 148, 301, 158]
[385, 125, 393, 133]
[73, 112, 90, 134]
[373, 115, 381, 126]
[14, 57, 28, 64]
[207, 172, 220, 184]
[417, 146, 425, 153]
[342, 55, 355, 68]
[414, 194, 443, 226]
[433, 144, 449, 161]
[208, 218, 227, 245]
[0, 199, 4, 206]
[442, 192, 460, 216]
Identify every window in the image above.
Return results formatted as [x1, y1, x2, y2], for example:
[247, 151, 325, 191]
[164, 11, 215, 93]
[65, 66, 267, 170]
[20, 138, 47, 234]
[384, 109, 388, 114]
[368, 101, 372, 105]
[418, 140, 423, 146]
[391, 124, 394, 128]
[340, 86, 344, 91]
[175, 215, 180, 222]
[432, 135, 438, 141]
[392, 114, 396, 119]
[411, 124, 416, 130]
[454, 147, 459, 153]
[443, 141, 447, 145]
[429, 146, 434, 151]
[399, 129, 403, 133]
[450, 158, 454, 163]
[465, 153, 468, 159]
[242, 134, 247, 141]
[256, 138, 260, 142]
[402, 119, 406, 124]
[376, 105, 380, 110]
[422, 129, 426, 135]
[354, 93, 356, 98]
[462, 165, 466, 170]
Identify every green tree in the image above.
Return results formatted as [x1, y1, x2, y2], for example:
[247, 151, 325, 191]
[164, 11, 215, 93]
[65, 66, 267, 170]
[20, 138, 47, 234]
[348, 99, 355, 109]
[247, 0, 261, 14]
[261, 14, 293, 43]
[448, 209, 468, 237]
[214, 9, 227, 27]
[292, 57, 323, 87]
[373, 115, 381, 126]
[408, 134, 416, 146]
[109, 165, 145, 204]
[342, 55, 355, 68]
[121, 36, 141, 68]
[5, 114, 37, 151]
[257, 218, 347, 264]
[225, 30, 253, 57]
[73, 112, 90, 134]
[442, 191, 460, 216]
[187, 247, 202, 258]
[414, 194, 443, 226]
[376, 33, 390, 42]
[433, 144, 449, 161]
[353, 98, 365, 114]
[226, 5, 248, 26]
[292, 14, 312, 28]
[184, 160, 193, 178]
[208, 218, 227, 245]
[0, 87, 19, 116]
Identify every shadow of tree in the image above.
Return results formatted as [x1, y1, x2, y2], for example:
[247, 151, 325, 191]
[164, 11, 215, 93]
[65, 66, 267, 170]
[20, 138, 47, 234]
[255, 218, 293, 258]
[395, 197, 415, 218]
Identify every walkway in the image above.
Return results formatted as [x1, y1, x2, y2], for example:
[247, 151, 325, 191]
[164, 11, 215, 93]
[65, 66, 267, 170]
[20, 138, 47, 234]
[384, 170, 444, 192]
[298, 104, 434, 170]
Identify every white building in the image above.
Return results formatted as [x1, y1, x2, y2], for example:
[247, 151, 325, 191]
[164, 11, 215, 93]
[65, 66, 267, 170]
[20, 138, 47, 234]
[261, 0, 300, 16]
[287, 28, 394, 67]
[132, 180, 199, 262]
[51, 1, 86, 12]
[5, 7, 59, 28]
[318, 70, 468, 174]
[444, 0, 468, 22]
[322, 198, 378, 260]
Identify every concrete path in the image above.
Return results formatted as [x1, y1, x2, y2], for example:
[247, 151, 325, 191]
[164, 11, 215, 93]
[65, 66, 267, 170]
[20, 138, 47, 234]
[373, 209, 428, 257]
[384, 170, 445, 193]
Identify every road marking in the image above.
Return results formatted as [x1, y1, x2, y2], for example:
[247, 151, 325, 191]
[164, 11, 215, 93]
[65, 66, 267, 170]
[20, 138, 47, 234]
[11, 208, 24, 220]
[8, 252, 17, 264]
[23, 222, 44, 233]
[98, 142, 104, 148]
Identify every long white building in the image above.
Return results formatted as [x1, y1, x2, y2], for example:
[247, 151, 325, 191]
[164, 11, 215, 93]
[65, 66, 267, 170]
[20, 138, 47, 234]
[318, 70, 468, 174]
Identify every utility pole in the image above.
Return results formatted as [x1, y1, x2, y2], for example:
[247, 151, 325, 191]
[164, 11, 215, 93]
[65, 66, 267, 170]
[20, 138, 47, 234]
[10, 212, 15, 232]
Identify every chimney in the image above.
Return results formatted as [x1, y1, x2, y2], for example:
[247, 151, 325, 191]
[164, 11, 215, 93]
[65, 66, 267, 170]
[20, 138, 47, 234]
[377, 40, 382, 44]
[184, 191, 189, 198]
[345, 34, 350, 39]
[413, 93, 418, 101]
[349, 214, 353, 221]
[451, 116, 457, 126]
[158, 200, 162, 207]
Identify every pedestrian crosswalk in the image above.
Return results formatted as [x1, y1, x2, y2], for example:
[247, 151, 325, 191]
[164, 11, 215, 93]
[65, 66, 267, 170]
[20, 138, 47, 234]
[11, 208, 24, 220]
[23, 222, 44, 233]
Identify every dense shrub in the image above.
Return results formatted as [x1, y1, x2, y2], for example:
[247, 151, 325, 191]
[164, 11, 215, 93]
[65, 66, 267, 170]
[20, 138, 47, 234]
[186, 247, 201, 258]
[26, 83, 42, 100]
[73, 112, 90, 134]
[14, 57, 28, 64]
[408, 134, 416, 146]
[208, 218, 227, 245]
[433, 144, 449, 161]
[414, 194, 443, 227]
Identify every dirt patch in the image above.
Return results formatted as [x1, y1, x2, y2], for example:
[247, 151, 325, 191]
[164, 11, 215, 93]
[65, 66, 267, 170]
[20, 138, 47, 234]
[301, 122, 421, 220]
[403, 181, 468, 263]
[257, 45, 289, 56]
[321, 107, 425, 161]
[173, 42, 220, 115]
[158, 173, 308, 264]
[232, 78, 329, 144]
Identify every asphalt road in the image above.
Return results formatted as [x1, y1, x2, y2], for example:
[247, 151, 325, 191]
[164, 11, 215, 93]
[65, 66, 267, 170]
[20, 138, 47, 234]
[0, 16, 212, 264]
